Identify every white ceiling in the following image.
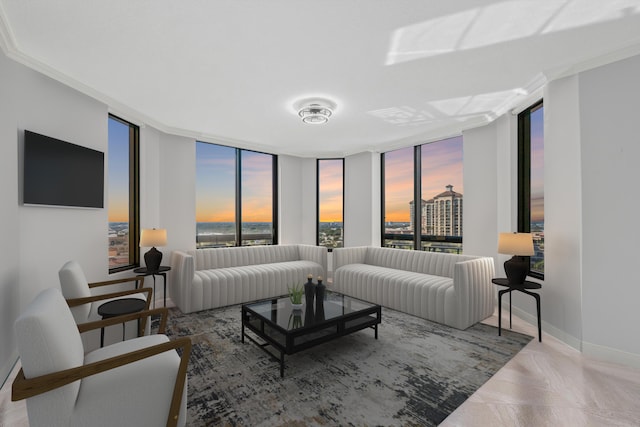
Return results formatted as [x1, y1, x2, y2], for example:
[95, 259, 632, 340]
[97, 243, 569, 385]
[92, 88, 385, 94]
[2, 0, 640, 157]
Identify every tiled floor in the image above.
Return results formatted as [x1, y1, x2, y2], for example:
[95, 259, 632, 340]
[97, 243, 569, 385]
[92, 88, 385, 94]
[441, 314, 640, 426]
[2, 299, 640, 427]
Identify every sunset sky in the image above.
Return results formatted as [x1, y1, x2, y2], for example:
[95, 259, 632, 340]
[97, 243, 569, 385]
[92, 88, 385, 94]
[196, 143, 273, 223]
[318, 159, 344, 222]
[530, 106, 544, 222]
[111, 122, 538, 226]
[107, 117, 129, 223]
[385, 136, 463, 222]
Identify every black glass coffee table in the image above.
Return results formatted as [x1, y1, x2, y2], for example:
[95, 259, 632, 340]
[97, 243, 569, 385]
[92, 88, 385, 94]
[241, 291, 382, 377]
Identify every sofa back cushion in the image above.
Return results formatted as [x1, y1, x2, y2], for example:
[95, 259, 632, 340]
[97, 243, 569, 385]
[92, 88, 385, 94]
[191, 245, 301, 270]
[364, 247, 477, 278]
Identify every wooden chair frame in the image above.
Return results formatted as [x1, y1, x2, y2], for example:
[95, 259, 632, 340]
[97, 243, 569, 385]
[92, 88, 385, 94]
[12, 307, 191, 427]
[65, 275, 151, 308]
[65, 276, 153, 335]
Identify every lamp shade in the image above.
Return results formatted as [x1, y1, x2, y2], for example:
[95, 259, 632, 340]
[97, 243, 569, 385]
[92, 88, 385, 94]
[498, 232, 534, 256]
[140, 228, 167, 247]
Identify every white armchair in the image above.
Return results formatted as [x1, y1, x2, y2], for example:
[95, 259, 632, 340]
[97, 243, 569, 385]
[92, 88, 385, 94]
[59, 260, 152, 351]
[12, 287, 190, 427]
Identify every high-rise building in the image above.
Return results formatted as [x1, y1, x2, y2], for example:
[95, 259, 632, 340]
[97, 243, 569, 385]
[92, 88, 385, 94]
[409, 199, 427, 232]
[419, 185, 463, 237]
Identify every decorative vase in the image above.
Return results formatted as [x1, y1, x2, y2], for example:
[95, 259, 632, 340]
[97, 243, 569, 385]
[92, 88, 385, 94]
[291, 302, 304, 311]
[315, 296, 325, 322]
[315, 278, 325, 303]
[304, 277, 315, 307]
[304, 304, 315, 325]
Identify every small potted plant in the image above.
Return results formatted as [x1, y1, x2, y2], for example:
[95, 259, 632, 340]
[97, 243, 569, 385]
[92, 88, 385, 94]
[288, 283, 304, 310]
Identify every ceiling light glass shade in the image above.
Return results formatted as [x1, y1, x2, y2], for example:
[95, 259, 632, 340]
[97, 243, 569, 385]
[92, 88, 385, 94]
[298, 103, 333, 124]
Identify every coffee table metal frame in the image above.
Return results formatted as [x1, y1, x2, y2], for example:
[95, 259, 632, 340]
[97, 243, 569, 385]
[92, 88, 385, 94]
[241, 291, 381, 377]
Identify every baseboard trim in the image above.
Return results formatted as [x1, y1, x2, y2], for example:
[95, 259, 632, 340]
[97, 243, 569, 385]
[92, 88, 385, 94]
[510, 305, 640, 370]
[582, 341, 640, 371]
[510, 305, 582, 350]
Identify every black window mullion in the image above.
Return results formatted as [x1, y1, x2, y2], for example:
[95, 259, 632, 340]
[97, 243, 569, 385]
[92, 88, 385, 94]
[108, 114, 140, 273]
[128, 124, 140, 267]
[236, 148, 242, 246]
[413, 145, 422, 251]
[315, 159, 320, 247]
[272, 155, 278, 245]
[517, 99, 544, 280]
[518, 111, 531, 233]
[380, 153, 386, 247]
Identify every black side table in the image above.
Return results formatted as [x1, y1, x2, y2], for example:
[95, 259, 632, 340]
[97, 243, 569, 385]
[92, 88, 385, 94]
[492, 278, 542, 342]
[97, 298, 147, 347]
[133, 266, 171, 308]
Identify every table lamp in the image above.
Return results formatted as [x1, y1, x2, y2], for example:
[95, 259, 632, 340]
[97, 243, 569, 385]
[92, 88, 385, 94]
[498, 232, 534, 285]
[140, 228, 167, 273]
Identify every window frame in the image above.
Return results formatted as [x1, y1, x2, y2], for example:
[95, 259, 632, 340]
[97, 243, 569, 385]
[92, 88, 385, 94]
[195, 141, 278, 248]
[238, 148, 279, 246]
[108, 114, 140, 274]
[316, 158, 345, 250]
[381, 139, 463, 252]
[517, 99, 544, 280]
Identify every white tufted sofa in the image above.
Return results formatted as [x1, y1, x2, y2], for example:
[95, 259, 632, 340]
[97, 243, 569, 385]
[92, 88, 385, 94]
[169, 244, 327, 313]
[332, 246, 495, 330]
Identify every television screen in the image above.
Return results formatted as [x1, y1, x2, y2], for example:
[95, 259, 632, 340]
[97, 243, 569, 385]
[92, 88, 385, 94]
[23, 130, 104, 208]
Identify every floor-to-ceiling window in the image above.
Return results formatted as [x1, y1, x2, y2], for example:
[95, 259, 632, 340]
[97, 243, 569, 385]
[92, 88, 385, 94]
[382, 136, 463, 252]
[108, 115, 139, 272]
[421, 136, 463, 253]
[382, 146, 415, 249]
[317, 159, 344, 249]
[518, 100, 544, 278]
[196, 142, 277, 248]
[240, 150, 276, 246]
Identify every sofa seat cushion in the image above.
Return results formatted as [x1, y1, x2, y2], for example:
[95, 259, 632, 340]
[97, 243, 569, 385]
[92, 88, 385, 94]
[192, 260, 324, 310]
[77, 335, 186, 427]
[334, 263, 455, 325]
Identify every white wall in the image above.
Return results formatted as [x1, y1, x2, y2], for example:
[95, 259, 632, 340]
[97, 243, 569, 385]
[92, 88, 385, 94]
[0, 51, 109, 381]
[0, 52, 21, 384]
[462, 121, 499, 258]
[461, 55, 640, 368]
[158, 132, 196, 255]
[543, 75, 584, 349]
[278, 155, 312, 245]
[579, 54, 640, 364]
[344, 151, 380, 247]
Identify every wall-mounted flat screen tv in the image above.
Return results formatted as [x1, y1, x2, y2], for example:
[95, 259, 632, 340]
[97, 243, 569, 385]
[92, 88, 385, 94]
[23, 130, 104, 208]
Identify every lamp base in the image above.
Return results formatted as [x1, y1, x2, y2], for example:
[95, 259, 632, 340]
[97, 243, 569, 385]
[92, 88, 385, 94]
[144, 247, 163, 273]
[504, 256, 529, 285]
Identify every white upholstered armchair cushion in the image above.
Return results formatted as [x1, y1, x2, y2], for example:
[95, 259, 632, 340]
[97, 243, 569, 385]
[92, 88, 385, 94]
[59, 260, 151, 351]
[13, 288, 189, 427]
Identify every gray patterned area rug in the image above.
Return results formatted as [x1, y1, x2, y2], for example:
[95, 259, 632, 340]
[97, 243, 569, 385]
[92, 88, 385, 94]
[164, 305, 532, 426]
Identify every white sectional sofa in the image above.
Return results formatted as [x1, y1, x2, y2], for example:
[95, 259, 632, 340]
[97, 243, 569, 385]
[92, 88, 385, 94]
[169, 244, 327, 313]
[332, 246, 495, 330]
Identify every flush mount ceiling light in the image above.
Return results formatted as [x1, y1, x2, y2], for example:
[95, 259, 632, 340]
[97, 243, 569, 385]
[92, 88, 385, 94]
[296, 98, 336, 124]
